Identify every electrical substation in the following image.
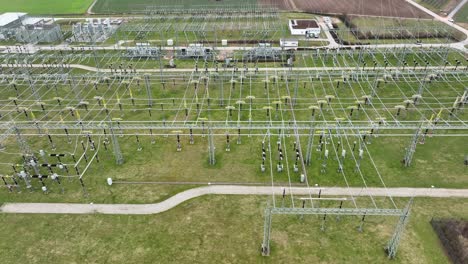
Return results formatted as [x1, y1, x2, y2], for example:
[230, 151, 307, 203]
[0, 2, 467, 260]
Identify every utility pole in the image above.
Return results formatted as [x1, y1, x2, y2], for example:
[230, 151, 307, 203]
[305, 126, 315, 166]
[144, 74, 153, 107]
[208, 128, 216, 165]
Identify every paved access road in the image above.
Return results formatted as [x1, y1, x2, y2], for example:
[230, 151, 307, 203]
[2, 185, 468, 215]
[2, 63, 463, 73]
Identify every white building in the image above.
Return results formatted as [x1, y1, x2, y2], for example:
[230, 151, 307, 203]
[0, 12, 27, 28]
[280, 39, 298, 50]
[288, 19, 321, 38]
[16, 17, 62, 43]
[0, 12, 61, 42]
[0, 12, 26, 40]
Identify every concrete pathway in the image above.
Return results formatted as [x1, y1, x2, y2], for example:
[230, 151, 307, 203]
[448, 0, 467, 19]
[317, 20, 339, 48]
[86, 0, 98, 15]
[1, 63, 462, 73]
[2, 185, 468, 215]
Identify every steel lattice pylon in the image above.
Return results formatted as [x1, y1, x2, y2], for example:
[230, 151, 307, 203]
[14, 127, 32, 156]
[109, 124, 124, 165]
[261, 198, 414, 258]
[208, 128, 216, 165]
[385, 198, 414, 259]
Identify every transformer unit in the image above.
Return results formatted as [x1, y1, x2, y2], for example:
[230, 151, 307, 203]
[243, 43, 282, 62]
[70, 18, 117, 43]
[176, 44, 214, 59]
[126, 43, 161, 58]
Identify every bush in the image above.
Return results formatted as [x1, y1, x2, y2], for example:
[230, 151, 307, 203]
[431, 218, 468, 264]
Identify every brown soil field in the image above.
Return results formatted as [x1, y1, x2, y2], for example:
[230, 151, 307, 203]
[261, 0, 432, 18]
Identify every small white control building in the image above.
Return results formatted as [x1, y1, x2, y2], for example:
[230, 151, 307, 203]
[280, 39, 298, 50]
[288, 19, 321, 38]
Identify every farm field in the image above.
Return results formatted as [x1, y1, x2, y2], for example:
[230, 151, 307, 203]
[0, 0, 458, 20]
[1, 196, 467, 263]
[272, 0, 432, 18]
[417, 0, 462, 15]
[0, 0, 94, 14]
[335, 16, 464, 44]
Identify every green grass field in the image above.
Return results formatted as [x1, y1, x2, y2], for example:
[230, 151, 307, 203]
[92, 0, 258, 13]
[0, 196, 467, 263]
[454, 3, 468, 23]
[0, 0, 94, 14]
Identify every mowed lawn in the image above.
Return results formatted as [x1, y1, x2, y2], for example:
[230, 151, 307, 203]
[0, 0, 94, 14]
[0, 196, 467, 263]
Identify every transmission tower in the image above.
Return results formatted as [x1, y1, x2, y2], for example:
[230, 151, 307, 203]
[109, 124, 124, 165]
[386, 198, 414, 259]
[305, 126, 315, 165]
[14, 127, 33, 156]
[403, 128, 420, 167]
[208, 128, 216, 165]
[261, 207, 272, 256]
[144, 74, 153, 107]
[69, 76, 83, 102]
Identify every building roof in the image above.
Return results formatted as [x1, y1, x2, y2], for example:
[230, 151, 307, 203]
[0, 12, 27, 27]
[21, 17, 44, 26]
[290, 19, 319, 29]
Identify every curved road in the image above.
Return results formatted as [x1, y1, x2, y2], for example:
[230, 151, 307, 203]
[86, 0, 98, 15]
[2, 63, 464, 73]
[2, 185, 468, 215]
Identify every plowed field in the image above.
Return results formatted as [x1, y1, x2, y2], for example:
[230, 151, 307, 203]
[261, 0, 432, 18]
